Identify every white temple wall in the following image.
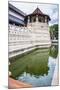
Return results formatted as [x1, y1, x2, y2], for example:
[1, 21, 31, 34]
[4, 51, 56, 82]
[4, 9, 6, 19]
[8, 23, 51, 58]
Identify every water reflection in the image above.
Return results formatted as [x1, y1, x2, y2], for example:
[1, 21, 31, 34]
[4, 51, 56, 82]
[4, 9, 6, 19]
[9, 45, 58, 86]
[25, 49, 49, 77]
[49, 45, 58, 58]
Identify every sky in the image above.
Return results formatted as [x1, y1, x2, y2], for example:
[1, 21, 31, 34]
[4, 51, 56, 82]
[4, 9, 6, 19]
[9, 1, 59, 26]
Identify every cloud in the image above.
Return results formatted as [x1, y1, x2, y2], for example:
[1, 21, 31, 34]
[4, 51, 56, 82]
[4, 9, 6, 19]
[9, 2, 59, 26]
[49, 6, 59, 25]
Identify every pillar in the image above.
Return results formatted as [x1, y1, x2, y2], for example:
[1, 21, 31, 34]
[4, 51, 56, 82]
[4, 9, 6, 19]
[45, 16, 47, 23]
[28, 16, 30, 23]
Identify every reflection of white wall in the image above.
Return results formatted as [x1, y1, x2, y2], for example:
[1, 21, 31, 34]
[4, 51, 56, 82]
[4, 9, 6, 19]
[9, 10, 24, 21]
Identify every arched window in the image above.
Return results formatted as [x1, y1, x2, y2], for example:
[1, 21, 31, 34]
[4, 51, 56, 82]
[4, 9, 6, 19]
[38, 16, 45, 23]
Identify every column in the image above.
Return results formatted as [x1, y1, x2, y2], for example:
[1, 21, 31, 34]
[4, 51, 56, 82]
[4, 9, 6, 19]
[28, 16, 30, 23]
[45, 16, 47, 23]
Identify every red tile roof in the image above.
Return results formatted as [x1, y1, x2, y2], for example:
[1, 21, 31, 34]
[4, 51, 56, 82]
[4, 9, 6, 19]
[32, 7, 43, 14]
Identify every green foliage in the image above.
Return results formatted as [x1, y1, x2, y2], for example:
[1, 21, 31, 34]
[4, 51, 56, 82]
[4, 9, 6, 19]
[49, 45, 58, 58]
[49, 24, 58, 39]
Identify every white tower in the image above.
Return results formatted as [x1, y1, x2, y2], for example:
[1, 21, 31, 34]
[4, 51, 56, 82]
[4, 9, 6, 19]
[25, 7, 51, 47]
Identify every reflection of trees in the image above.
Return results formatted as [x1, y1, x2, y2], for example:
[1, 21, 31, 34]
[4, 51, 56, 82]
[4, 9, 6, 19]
[25, 50, 49, 77]
[49, 45, 58, 58]
[10, 49, 49, 78]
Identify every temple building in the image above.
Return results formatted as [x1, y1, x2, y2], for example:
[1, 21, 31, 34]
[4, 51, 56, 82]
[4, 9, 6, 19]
[8, 3, 51, 58]
[25, 7, 50, 26]
[9, 3, 26, 26]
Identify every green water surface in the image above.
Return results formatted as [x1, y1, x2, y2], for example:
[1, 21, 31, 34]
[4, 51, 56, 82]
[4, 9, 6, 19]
[9, 45, 58, 87]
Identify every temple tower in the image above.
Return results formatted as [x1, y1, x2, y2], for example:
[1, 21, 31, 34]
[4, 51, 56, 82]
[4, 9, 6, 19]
[25, 7, 51, 46]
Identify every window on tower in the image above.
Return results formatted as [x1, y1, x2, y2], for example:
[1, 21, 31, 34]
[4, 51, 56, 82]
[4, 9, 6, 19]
[38, 16, 41, 22]
[33, 16, 36, 22]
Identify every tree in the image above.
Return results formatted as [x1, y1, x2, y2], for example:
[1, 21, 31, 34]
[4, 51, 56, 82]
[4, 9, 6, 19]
[49, 24, 58, 40]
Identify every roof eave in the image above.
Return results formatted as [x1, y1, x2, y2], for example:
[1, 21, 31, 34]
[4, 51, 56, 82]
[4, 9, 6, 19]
[26, 13, 51, 20]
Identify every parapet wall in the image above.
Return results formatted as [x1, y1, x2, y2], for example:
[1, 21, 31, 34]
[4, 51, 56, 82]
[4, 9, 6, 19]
[8, 24, 51, 58]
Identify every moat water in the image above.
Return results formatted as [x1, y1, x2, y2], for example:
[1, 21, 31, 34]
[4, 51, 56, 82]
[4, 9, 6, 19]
[10, 45, 58, 87]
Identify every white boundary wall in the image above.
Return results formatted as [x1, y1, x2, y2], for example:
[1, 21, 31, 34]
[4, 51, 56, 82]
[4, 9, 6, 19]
[8, 23, 51, 58]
